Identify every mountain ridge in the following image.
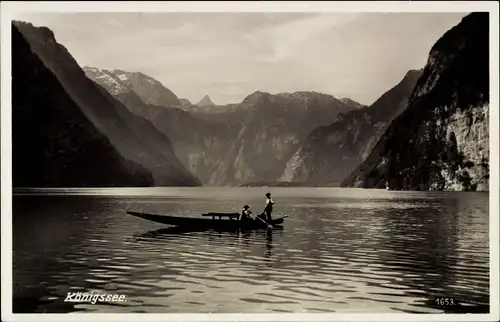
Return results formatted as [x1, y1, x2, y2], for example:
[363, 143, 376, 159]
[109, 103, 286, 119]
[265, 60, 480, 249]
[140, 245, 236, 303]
[85, 66, 363, 186]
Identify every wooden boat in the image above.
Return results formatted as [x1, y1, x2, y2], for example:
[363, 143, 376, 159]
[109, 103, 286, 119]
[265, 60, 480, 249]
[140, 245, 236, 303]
[126, 211, 287, 230]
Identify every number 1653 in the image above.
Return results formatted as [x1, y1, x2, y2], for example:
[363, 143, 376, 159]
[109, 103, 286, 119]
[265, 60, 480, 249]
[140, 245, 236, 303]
[434, 297, 457, 306]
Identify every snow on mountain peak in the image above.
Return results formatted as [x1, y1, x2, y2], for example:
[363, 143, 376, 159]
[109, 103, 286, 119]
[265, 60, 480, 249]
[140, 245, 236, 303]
[84, 66, 130, 95]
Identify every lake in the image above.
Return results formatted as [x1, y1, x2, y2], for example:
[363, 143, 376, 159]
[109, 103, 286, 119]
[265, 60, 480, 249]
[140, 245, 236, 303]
[11, 187, 490, 314]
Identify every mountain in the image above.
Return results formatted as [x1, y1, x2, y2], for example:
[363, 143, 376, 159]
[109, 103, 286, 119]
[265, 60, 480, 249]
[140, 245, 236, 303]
[207, 91, 362, 185]
[12, 23, 153, 187]
[84, 67, 237, 183]
[342, 13, 489, 191]
[278, 69, 422, 185]
[84, 67, 181, 107]
[14, 21, 201, 186]
[196, 95, 216, 107]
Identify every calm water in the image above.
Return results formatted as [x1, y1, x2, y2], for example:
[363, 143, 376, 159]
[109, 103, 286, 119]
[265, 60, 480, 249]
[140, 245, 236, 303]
[12, 187, 490, 314]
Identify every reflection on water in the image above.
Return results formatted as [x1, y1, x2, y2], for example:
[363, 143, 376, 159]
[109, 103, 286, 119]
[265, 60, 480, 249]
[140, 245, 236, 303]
[12, 188, 489, 313]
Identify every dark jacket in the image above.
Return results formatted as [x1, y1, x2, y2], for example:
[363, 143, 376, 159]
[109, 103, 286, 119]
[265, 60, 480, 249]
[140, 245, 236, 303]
[240, 209, 253, 220]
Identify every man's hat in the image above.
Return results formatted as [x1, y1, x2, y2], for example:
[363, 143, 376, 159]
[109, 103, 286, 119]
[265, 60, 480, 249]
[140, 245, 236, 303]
[265, 192, 271, 196]
[243, 205, 250, 209]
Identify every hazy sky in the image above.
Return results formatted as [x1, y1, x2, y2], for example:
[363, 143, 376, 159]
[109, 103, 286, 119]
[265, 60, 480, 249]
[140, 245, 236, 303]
[15, 12, 468, 105]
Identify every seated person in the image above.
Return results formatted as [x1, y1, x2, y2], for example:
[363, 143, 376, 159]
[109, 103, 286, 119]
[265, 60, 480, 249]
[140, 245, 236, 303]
[240, 205, 254, 221]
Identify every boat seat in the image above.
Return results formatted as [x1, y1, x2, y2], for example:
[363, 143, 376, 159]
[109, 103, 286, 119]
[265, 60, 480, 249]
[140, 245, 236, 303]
[201, 212, 240, 220]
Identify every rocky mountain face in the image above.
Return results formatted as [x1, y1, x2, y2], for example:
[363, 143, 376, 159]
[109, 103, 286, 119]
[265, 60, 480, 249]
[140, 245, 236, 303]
[342, 13, 489, 191]
[279, 69, 422, 185]
[14, 21, 201, 187]
[208, 91, 362, 185]
[196, 95, 216, 107]
[12, 24, 153, 187]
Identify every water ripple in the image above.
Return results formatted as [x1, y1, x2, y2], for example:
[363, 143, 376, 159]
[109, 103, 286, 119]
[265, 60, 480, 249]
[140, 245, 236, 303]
[12, 189, 489, 313]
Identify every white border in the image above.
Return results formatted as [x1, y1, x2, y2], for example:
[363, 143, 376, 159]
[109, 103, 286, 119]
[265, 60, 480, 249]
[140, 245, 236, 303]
[1, 1, 499, 322]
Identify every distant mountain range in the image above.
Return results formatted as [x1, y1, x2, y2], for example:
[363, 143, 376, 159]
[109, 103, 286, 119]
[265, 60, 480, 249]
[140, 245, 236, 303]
[85, 67, 362, 185]
[83, 66, 237, 184]
[13, 12, 490, 191]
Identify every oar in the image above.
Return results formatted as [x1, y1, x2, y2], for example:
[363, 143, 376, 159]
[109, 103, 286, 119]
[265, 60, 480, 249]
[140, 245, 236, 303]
[256, 213, 273, 229]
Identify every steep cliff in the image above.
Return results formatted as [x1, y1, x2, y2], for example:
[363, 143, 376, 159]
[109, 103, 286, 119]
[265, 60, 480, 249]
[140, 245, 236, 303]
[342, 13, 489, 191]
[12, 25, 153, 187]
[279, 69, 422, 185]
[208, 91, 361, 186]
[14, 21, 201, 186]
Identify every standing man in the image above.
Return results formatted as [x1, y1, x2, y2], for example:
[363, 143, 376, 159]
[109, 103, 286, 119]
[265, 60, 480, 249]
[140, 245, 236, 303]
[264, 192, 275, 222]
